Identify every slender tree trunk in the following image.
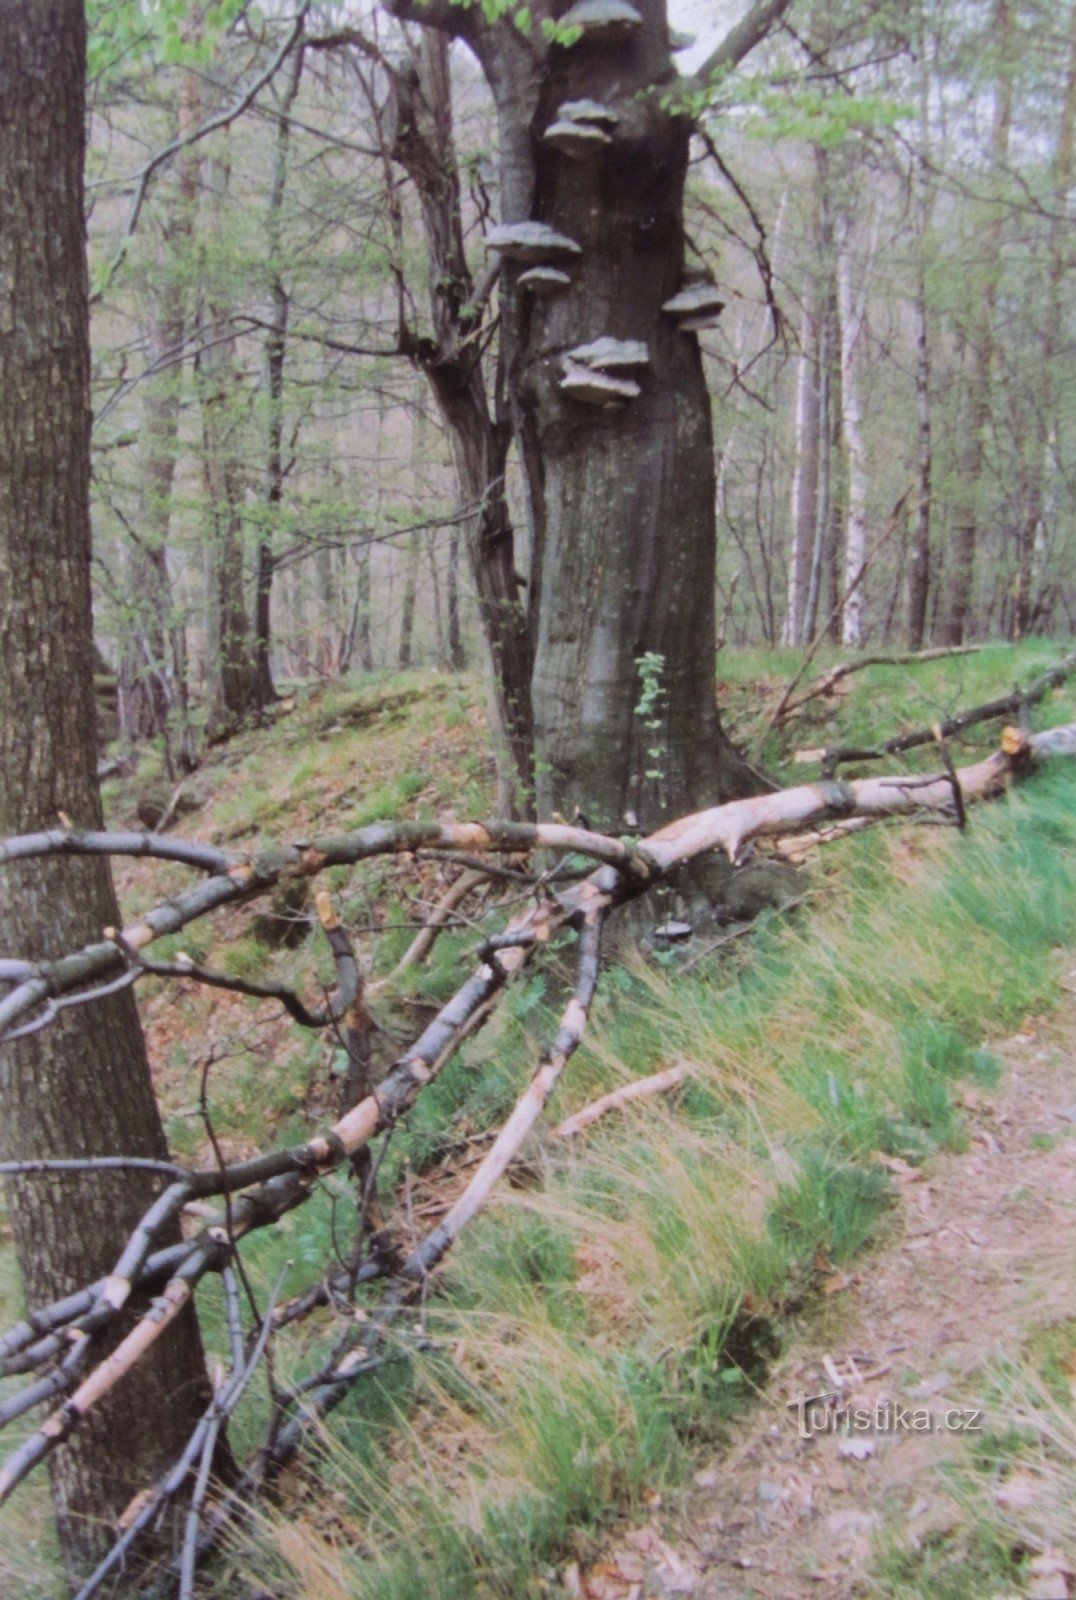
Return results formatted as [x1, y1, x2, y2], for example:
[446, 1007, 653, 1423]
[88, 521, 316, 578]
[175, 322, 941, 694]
[907, 261, 933, 646]
[942, 0, 1013, 644]
[446, 527, 465, 670]
[907, 17, 935, 648]
[398, 529, 420, 669]
[1012, 0, 1074, 637]
[838, 246, 869, 647]
[198, 149, 256, 739]
[255, 48, 303, 706]
[0, 4, 208, 1578]
[782, 287, 821, 647]
[387, 33, 533, 809]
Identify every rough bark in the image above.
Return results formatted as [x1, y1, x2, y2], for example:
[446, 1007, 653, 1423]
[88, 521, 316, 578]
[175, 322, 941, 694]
[0, 2, 208, 1578]
[388, 0, 774, 829]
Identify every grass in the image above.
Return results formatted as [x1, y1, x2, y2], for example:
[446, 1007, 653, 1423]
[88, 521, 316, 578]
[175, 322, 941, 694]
[231, 681, 1074, 1598]
[1, 643, 1073, 1598]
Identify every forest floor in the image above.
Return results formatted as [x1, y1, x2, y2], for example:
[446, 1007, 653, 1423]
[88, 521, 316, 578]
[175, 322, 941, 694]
[2, 641, 1074, 1599]
[580, 990, 1076, 1600]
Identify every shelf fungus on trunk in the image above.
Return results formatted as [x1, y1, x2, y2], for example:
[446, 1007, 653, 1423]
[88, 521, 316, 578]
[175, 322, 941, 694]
[559, 337, 649, 406]
[518, 265, 573, 296]
[484, 222, 582, 265]
[558, 0, 644, 42]
[662, 282, 727, 333]
[542, 99, 618, 160]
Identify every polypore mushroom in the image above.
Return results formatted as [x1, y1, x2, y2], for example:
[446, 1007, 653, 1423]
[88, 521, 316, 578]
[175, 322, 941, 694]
[559, 361, 642, 406]
[662, 282, 726, 331]
[558, 98, 620, 129]
[518, 265, 572, 296]
[566, 335, 650, 372]
[557, 0, 644, 42]
[484, 222, 582, 265]
[542, 119, 613, 159]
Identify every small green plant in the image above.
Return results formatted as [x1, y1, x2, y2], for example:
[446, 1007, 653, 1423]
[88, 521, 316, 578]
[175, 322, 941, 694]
[635, 650, 668, 810]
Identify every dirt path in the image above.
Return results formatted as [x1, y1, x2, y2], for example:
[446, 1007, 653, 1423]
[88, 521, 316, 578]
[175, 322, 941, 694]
[572, 981, 1076, 1600]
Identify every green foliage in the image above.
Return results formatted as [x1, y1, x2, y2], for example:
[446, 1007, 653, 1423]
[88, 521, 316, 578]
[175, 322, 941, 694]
[87, 0, 248, 82]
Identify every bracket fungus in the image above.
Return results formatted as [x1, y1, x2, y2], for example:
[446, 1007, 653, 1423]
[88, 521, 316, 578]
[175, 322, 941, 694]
[518, 265, 573, 296]
[559, 336, 649, 405]
[558, 0, 644, 42]
[558, 99, 620, 130]
[559, 362, 642, 406]
[662, 282, 726, 332]
[565, 336, 650, 372]
[485, 222, 582, 265]
[543, 119, 613, 159]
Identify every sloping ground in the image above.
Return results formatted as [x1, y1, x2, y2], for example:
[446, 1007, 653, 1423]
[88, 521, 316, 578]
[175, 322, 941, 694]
[1, 645, 1074, 1598]
[582, 991, 1076, 1600]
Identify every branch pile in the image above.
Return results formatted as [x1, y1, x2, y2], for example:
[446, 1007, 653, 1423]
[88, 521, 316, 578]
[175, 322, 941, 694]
[0, 714, 1073, 1595]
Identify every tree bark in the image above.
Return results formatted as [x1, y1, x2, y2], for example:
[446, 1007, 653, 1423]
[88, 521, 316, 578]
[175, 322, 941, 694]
[1012, 0, 1075, 637]
[941, 0, 1013, 644]
[255, 48, 304, 707]
[0, 2, 208, 1578]
[838, 245, 869, 647]
[198, 147, 257, 739]
[782, 228, 822, 646]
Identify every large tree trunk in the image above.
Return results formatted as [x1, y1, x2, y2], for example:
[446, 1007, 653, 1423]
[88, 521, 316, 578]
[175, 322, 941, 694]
[941, 0, 1013, 645]
[0, 2, 208, 1579]
[509, 3, 745, 828]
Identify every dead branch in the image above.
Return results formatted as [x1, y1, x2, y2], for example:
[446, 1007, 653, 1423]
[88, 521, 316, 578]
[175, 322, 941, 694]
[0, 719, 1072, 1574]
[371, 867, 490, 992]
[777, 645, 982, 724]
[555, 1063, 688, 1138]
[815, 650, 1076, 775]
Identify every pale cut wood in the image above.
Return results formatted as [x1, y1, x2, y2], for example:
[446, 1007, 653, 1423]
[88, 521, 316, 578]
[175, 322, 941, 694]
[555, 1063, 688, 1138]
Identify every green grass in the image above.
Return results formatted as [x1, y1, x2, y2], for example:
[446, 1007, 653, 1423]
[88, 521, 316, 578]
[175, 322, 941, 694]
[233, 699, 1075, 1599]
[2, 644, 1073, 1598]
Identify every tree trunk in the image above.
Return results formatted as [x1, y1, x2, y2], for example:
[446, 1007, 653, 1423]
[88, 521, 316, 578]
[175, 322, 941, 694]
[198, 148, 257, 740]
[941, 0, 1013, 644]
[387, 33, 534, 809]
[782, 266, 822, 645]
[906, 16, 935, 649]
[1012, 0, 1074, 637]
[513, 6, 744, 827]
[0, 3, 208, 1579]
[838, 246, 869, 648]
[255, 49, 303, 707]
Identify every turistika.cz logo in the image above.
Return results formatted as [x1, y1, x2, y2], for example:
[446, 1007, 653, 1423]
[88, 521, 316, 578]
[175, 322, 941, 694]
[787, 1392, 984, 1440]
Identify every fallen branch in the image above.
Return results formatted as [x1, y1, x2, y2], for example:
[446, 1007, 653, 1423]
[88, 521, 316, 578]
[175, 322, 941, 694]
[815, 650, 1076, 775]
[776, 645, 982, 725]
[0, 719, 1072, 1573]
[555, 1063, 688, 1138]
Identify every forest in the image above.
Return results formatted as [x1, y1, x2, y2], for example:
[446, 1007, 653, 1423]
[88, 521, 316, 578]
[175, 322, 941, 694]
[0, 1, 1074, 1598]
